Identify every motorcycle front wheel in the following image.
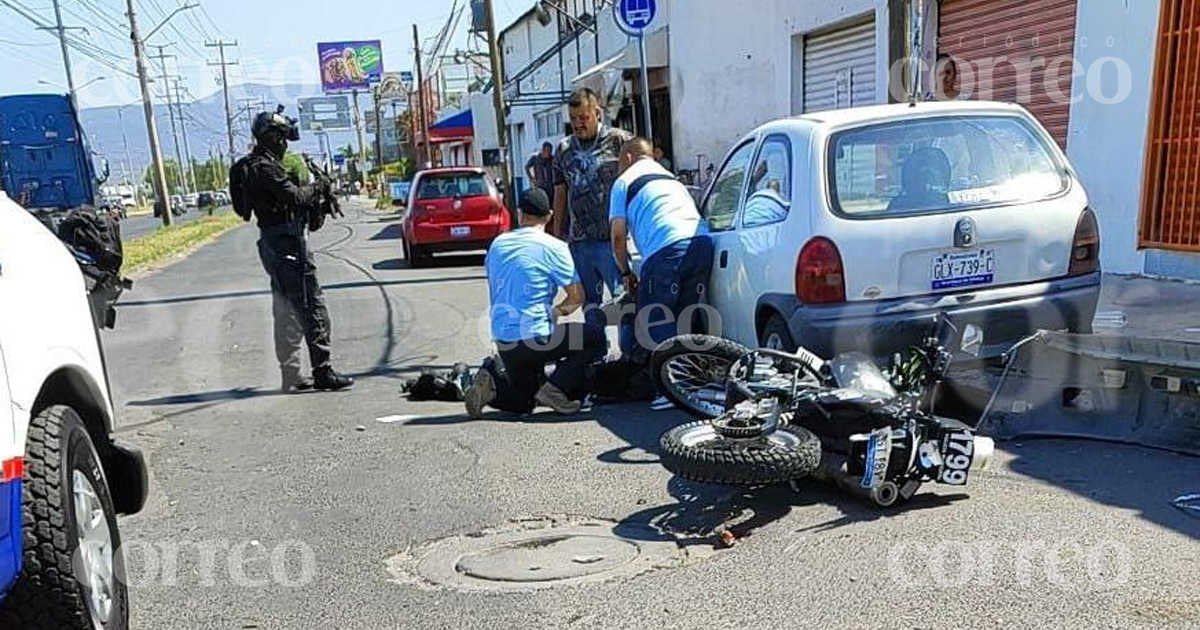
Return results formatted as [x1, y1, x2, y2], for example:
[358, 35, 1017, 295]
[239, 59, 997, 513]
[660, 421, 822, 486]
[651, 335, 752, 420]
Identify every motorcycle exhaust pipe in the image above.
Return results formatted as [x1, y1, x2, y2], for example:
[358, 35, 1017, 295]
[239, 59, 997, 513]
[808, 455, 919, 508]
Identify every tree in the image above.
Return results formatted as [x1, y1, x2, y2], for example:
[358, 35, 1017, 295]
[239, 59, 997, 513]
[143, 160, 183, 197]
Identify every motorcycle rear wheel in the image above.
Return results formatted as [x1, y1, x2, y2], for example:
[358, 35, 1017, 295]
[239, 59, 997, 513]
[660, 421, 822, 485]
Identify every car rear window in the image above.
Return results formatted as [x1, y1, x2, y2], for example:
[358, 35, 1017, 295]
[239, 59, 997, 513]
[417, 174, 490, 200]
[828, 115, 1068, 218]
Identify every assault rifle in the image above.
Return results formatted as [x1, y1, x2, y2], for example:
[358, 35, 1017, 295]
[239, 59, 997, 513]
[302, 153, 344, 232]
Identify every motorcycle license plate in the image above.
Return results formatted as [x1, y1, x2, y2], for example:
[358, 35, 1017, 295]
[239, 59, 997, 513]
[860, 428, 893, 489]
[938, 430, 975, 486]
[450, 226, 471, 239]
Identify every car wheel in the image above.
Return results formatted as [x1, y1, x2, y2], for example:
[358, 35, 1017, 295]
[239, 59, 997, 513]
[760, 315, 797, 352]
[407, 243, 432, 268]
[0, 406, 129, 630]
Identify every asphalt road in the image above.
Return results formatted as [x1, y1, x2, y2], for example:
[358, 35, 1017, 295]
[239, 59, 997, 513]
[103, 197, 1200, 629]
[120, 205, 222, 241]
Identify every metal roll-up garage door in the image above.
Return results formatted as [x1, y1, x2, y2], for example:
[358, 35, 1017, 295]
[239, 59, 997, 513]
[938, 0, 1078, 146]
[803, 17, 877, 113]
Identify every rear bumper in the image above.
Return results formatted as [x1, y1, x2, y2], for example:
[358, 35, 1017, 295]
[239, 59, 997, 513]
[770, 272, 1102, 359]
[406, 218, 508, 248]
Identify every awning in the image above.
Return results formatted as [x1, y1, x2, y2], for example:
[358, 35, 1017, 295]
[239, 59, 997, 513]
[428, 109, 473, 144]
[572, 27, 669, 116]
[573, 26, 669, 86]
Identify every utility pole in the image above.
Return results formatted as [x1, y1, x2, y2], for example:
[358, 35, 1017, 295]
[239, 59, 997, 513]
[173, 80, 199, 193]
[206, 40, 239, 165]
[482, 0, 514, 210]
[413, 24, 431, 168]
[42, 0, 82, 110]
[115, 106, 141, 206]
[149, 45, 187, 197]
[126, 0, 173, 225]
[373, 85, 384, 170]
[350, 89, 367, 181]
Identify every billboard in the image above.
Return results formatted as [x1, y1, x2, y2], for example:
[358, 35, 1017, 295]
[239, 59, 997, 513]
[318, 40, 384, 92]
[297, 96, 352, 132]
[377, 72, 408, 103]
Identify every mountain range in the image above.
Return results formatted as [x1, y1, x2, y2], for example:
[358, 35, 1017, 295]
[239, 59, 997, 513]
[79, 83, 383, 184]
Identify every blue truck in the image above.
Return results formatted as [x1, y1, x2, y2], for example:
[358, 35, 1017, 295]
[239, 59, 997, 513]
[0, 94, 108, 226]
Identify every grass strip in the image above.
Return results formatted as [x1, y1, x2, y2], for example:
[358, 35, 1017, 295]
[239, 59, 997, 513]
[124, 211, 245, 273]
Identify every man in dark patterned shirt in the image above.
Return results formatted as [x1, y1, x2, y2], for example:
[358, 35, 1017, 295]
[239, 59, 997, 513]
[553, 88, 633, 350]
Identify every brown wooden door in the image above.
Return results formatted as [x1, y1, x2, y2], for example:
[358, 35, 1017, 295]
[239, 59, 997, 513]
[1141, 0, 1200, 251]
[938, 0, 1079, 147]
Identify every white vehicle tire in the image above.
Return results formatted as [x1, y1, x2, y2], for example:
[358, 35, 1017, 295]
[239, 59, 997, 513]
[0, 405, 129, 630]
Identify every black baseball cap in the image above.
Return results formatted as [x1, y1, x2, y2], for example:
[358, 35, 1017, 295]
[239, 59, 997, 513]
[519, 188, 552, 217]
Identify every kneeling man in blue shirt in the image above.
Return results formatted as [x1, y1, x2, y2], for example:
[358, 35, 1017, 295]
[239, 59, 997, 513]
[610, 138, 714, 386]
[466, 188, 607, 418]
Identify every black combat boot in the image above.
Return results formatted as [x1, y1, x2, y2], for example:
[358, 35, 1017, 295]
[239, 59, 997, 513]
[282, 371, 314, 394]
[313, 367, 354, 391]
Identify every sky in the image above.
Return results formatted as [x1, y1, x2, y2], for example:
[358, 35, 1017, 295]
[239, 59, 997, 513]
[0, 0, 526, 109]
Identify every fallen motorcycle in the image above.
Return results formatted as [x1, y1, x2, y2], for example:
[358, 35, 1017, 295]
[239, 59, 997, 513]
[650, 317, 995, 508]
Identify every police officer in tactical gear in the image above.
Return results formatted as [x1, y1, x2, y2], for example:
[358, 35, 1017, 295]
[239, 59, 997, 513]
[235, 107, 354, 393]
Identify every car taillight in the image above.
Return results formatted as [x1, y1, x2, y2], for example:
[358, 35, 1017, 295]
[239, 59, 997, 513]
[796, 237, 846, 304]
[1069, 208, 1100, 276]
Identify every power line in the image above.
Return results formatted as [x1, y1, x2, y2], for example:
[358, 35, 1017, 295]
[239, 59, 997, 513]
[67, 0, 131, 39]
[0, 36, 53, 46]
[0, 0, 138, 78]
[198, 2, 224, 38]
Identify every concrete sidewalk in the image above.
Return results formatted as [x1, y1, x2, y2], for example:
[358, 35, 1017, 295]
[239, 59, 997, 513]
[1096, 273, 1200, 342]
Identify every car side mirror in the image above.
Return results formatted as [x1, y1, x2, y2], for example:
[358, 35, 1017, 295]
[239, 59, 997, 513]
[961, 324, 984, 356]
[99, 158, 110, 184]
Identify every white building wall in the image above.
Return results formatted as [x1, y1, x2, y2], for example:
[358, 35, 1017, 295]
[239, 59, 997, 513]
[1065, 0, 1162, 275]
[500, 0, 671, 189]
[669, 0, 889, 171]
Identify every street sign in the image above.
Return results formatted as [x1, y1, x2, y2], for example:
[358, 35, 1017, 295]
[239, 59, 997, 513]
[400, 71, 414, 91]
[614, 0, 656, 35]
[613, 0, 657, 140]
[334, 154, 346, 166]
[298, 96, 352, 132]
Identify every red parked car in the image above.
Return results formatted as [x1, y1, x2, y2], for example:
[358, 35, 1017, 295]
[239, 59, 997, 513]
[400, 168, 511, 267]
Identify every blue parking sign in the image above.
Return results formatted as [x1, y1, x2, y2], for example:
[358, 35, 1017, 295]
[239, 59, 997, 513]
[615, 0, 656, 34]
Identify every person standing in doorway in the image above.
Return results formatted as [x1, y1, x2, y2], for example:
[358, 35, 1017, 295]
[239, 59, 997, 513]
[526, 142, 557, 199]
[553, 88, 633, 347]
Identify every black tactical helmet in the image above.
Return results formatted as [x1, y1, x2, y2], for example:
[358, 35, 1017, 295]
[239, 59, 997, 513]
[252, 105, 300, 143]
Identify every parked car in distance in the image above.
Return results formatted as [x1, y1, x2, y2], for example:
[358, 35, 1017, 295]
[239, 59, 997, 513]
[0, 191, 147, 628]
[400, 168, 511, 268]
[699, 101, 1100, 360]
[196, 191, 215, 209]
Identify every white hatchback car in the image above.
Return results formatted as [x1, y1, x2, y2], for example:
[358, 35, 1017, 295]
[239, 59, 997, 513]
[699, 101, 1100, 359]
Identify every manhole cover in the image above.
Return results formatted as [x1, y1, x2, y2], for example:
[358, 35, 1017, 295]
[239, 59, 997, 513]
[386, 515, 705, 591]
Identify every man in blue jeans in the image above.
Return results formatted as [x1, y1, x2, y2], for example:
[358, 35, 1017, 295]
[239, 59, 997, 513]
[553, 88, 634, 352]
[610, 137, 713, 409]
[466, 189, 607, 418]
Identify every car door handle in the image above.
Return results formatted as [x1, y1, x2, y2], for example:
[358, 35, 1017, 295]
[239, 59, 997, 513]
[719, 251, 729, 269]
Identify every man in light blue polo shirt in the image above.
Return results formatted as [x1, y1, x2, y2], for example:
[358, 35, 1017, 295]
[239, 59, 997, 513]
[610, 137, 714, 388]
[465, 189, 607, 418]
